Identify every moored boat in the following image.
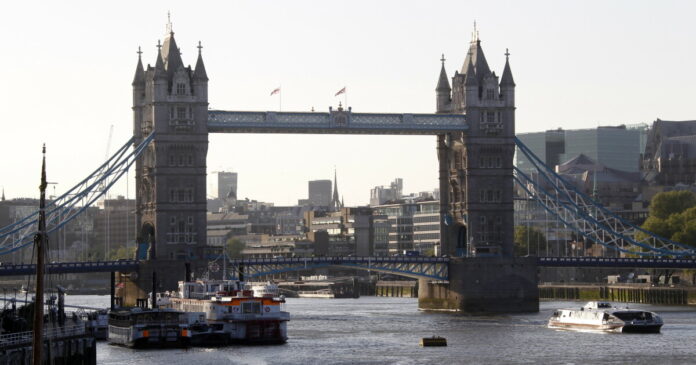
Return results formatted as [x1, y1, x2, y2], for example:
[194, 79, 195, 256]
[107, 308, 191, 348]
[548, 301, 663, 333]
[161, 279, 289, 345]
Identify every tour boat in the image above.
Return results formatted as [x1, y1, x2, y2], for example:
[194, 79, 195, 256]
[160, 279, 289, 345]
[548, 301, 663, 333]
[107, 308, 191, 348]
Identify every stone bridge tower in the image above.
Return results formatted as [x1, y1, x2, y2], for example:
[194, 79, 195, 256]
[436, 33, 515, 258]
[132, 27, 209, 263]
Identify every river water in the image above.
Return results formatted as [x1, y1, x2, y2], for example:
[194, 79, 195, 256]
[65, 295, 696, 364]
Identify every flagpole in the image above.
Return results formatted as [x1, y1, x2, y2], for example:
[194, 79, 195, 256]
[344, 87, 347, 109]
[279, 84, 282, 112]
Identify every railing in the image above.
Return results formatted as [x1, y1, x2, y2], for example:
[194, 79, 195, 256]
[0, 324, 86, 347]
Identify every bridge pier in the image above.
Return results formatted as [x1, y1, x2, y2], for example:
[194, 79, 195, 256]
[115, 259, 211, 307]
[418, 257, 538, 313]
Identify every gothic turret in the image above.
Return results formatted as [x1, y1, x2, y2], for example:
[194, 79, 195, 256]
[132, 48, 145, 86]
[436, 54, 452, 113]
[193, 42, 208, 81]
[500, 49, 515, 107]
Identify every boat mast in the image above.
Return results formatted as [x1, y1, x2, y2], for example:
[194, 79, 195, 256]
[32, 144, 48, 365]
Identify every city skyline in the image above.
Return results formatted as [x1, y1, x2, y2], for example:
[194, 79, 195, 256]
[1, 0, 694, 206]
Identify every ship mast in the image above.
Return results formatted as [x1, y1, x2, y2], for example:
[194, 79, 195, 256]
[32, 144, 48, 365]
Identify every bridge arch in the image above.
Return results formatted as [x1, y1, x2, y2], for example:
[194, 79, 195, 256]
[230, 257, 449, 281]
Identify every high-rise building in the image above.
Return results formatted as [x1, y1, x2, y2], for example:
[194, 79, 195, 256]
[308, 180, 332, 208]
[369, 178, 403, 206]
[517, 126, 642, 174]
[217, 171, 238, 200]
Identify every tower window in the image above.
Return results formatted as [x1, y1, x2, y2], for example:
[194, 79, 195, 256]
[177, 106, 187, 120]
[176, 83, 186, 95]
[486, 89, 494, 100]
[487, 111, 495, 123]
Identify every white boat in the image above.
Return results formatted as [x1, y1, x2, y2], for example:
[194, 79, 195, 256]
[298, 289, 335, 299]
[246, 281, 280, 298]
[161, 279, 289, 345]
[548, 301, 663, 333]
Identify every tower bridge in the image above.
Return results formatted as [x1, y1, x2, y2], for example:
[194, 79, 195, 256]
[2, 25, 690, 314]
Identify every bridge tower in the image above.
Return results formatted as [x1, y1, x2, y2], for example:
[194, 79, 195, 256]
[132, 26, 209, 264]
[423, 31, 537, 314]
[436, 32, 515, 258]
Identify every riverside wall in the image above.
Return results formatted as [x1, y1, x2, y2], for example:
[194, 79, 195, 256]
[539, 284, 696, 305]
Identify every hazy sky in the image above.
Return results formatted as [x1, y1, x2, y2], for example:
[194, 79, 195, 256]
[1, 1, 694, 206]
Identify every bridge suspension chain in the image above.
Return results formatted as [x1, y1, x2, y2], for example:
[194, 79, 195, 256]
[514, 137, 695, 257]
[0, 133, 155, 256]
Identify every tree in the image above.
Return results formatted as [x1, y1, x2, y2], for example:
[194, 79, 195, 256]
[226, 238, 246, 259]
[637, 192, 696, 248]
[107, 246, 136, 260]
[514, 226, 547, 256]
[648, 190, 696, 220]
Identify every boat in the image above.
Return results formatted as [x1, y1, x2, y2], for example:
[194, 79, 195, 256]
[297, 289, 335, 299]
[548, 301, 663, 333]
[107, 307, 191, 348]
[420, 336, 447, 346]
[83, 309, 109, 340]
[160, 279, 289, 345]
[247, 281, 280, 298]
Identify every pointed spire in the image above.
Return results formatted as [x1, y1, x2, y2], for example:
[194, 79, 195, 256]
[193, 41, 208, 81]
[436, 54, 451, 92]
[500, 48, 515, 87]
[154, 40, 166, 79]
[464, 54, 478, 87]
[161, 30, 183, 77]
[331, 169, 341, 211]
[132, 46, 145, 86]
[1, 187, 5, 201]
[460, 25, 491, 81]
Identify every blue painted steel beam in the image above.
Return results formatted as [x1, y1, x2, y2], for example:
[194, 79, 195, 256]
[0, 260, 139, 276]
[230, 256, 449, 281]
[207, 110, 467, 135]
[538, 256, 696, 269]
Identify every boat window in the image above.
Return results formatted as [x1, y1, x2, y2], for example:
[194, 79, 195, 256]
[612, 311, 650, 321]
[242, 301, 261, 314]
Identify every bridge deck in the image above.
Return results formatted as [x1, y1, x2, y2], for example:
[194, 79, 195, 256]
[3, 256, 696, 277]
[207, 110, 468, 135]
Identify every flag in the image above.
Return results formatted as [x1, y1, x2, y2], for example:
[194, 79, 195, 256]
[335, 87, 346, 96]
[270, 87, 280, 96]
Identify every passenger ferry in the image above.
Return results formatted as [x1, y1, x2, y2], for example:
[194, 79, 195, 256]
[160, 279, 289, 344]
[107, 308, 191, 348]
[548, 301, 663, 333]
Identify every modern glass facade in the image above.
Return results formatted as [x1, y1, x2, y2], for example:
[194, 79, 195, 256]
[516, 125, 641, 173]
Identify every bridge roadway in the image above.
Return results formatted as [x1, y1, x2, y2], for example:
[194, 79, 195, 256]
[2, 257, 696, 277]
[207, 110, 468, 135]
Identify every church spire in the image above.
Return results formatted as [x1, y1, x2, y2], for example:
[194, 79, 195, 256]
[331, 169, 341, 211]
[1, 187, 5, 201]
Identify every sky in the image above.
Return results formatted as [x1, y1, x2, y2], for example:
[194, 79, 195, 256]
[1, 0, 695, 206]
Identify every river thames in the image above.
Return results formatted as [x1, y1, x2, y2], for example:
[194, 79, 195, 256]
[66, 295, 696, 364]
